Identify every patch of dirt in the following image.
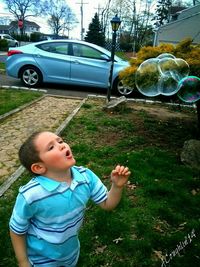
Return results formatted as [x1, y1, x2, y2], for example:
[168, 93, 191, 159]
[130, 102, 195, 120]
[93, 100, 197, 152]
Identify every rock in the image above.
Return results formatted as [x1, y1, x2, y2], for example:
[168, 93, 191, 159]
[103, 96, 127, 111]
[181, 139, 200, 170]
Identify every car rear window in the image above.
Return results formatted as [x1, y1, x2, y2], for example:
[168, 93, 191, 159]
[37, 42, 69, 55]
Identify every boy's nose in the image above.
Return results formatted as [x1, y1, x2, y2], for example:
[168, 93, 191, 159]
[59, 143, 65, 150]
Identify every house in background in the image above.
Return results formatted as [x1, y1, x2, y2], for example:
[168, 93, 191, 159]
[154, 4, 200, 46]
[0, 25, 12, 34]
[0, 20, 40, 36]
[9, 20, 40, 36]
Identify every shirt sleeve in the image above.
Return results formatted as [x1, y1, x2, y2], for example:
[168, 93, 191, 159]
[9, 193, 33, 235]
[85, 168, 108, 204]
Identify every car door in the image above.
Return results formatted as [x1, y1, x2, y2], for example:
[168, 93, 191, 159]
[34, 42, 71, 83]
[70, 43, 110, 88]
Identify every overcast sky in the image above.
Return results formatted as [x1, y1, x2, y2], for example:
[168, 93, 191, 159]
[0, 0, 106, 38]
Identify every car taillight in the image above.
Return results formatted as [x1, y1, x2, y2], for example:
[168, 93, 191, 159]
[7, 50, 23, 56]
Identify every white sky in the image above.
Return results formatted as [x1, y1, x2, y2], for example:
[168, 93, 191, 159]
[0, 0, 106, 39]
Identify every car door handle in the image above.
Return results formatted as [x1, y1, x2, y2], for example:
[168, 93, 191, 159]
[73, 60, 80, 64]
[36, 54, 41, 58]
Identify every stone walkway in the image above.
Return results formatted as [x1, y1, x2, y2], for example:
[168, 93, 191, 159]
[0, 95, 83, 188]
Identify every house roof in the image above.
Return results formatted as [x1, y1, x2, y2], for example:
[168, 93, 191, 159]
[170, 6, 186, 15]
[158, 4, 200, 29]
[154, 4, 200, 45]
[178, 3, 200, 19]
[9, 20, 40, 28]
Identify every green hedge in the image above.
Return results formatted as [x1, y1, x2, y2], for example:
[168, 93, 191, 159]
[0, 39, 8, 51]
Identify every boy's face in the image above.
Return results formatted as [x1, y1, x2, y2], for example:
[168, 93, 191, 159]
[34, 132, 76, 174]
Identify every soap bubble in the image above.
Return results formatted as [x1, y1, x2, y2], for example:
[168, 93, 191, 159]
[158, 72, 179, 96]
[135, 53, 191, 97]
[177, 76, 200, 103]
[174, 58, 190, 79]
[158, 58, 178, 76]
[135, 58, 160, 97]
[157, 53, 176, 59]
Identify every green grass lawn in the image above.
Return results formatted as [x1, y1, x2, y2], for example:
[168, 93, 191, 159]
[0, 62, 5, 69]
[0, 98, 199, 267]
[0, 88, 43, 115]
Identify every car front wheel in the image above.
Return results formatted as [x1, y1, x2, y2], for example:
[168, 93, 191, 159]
[20, 66, 42, 87]
[113, 77, 134, 96]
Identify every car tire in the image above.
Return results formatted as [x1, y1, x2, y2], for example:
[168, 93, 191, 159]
[19, 66, 43, 87]
[113, 77, 134, 96]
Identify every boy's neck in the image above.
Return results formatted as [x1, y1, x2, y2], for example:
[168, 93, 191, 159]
[43, 168, 73, 184]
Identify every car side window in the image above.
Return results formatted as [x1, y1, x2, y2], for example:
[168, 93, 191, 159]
[72, 44, 103, 60]
[37, 43, 69, 55]
[5, 35, 11, 40]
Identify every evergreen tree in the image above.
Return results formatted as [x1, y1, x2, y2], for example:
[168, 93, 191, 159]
[154, 0, 172, 27]
[84, 13, 105, 47]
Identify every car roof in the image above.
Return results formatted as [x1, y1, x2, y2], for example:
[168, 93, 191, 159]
[36, 39, 110, 53]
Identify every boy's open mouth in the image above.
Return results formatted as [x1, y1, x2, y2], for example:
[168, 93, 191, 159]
[66, 150, 70, 157]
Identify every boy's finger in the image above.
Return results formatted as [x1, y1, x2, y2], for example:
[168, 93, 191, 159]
[115, 165, 121, 172]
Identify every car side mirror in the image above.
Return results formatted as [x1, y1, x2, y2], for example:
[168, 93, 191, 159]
[100, 54, 111, 61]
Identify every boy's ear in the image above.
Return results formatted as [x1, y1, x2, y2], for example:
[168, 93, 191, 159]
[31, 162, 46, 175]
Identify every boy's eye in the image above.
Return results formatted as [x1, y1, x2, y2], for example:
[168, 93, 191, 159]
[58, 139, 64, 144]
[48, 145, 54, 151]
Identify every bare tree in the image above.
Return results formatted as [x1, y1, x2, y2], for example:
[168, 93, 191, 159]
[105, 0, 154, 51]
[100, 0, 112, 37]
[4, 0, 41, 33]
[43, 0, 77, 37]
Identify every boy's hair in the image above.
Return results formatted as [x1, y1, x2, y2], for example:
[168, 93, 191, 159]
[19, 131, 43, 174]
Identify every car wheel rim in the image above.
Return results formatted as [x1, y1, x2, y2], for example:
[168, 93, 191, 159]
[23, 69, 39, 86]
[117, 80, 133, 95]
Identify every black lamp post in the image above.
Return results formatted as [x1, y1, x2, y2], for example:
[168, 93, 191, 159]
[107, 14, 121, 102]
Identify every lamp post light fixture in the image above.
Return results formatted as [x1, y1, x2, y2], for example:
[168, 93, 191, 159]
[107, 14, 121, 102]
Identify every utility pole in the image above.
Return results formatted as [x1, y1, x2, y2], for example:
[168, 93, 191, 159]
[76, 0, 88, 40]
[94, 4, 104, 29]
[94, 4, 104, 18]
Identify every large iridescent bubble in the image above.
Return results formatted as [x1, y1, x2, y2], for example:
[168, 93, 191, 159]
[158, 72, 179, 96]
[135, 53, 191, 98]
[135, 58, 160, 97]
[175, 58, 190, 79]
[157, 53, 175, 59]
[158, 58, 178, 75]
[177, 76, 200, 103]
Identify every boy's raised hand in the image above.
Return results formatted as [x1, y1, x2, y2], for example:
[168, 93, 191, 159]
[111, 165, 131, 188]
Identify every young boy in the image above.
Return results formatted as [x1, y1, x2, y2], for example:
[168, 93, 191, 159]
[9, 131, 131, 267]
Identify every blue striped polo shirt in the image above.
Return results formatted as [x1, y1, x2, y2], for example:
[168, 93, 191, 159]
[9, 166, 108, 266]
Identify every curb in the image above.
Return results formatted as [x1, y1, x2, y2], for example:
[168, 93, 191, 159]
[87, 94, 196, 109]
[0, 95, 46, 121]
[1, 85, 47, 92]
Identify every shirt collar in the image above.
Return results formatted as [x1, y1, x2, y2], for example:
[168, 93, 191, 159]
[35, 166, 87, 192]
